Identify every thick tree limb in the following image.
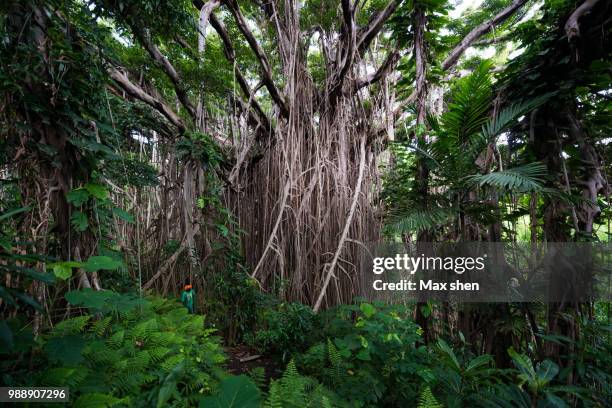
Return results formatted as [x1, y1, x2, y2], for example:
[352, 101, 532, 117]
[356, 0, 399, 55]
[413, 8, 427, 124]
[442, 0, 527, 71]
[473, 33, 512, 46]
[132, 27, 197, 120]
[338, 0, 357, 81]
[355, 50, 400, 90]
[565, 0, 601, 40]
[108, 67, 186, 132]
[329, 0, 357, 100]
[224, 0, 289, 118]
[209, 14, 272, 134]
[198, 0, 221, 53]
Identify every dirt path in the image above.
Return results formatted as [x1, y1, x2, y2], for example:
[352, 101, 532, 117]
[224, 344, 283, 383]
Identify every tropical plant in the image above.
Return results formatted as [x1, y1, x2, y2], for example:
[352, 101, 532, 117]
[22, 291, 226, 407]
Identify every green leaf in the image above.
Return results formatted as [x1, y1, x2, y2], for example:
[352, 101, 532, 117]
[112, 207, 134, 223]
[65, 289, 144, 313]
[84, 183, 108, 200]
[14, 291, 43, 311]
[465, 354, 492, 373]
[71, 211, 89, 232]
[536, 359, 559, 383]
[544, 392, 567, 408]
[65, 289, 115, 310]
[359, 302, 376, 318]
[216, 224, 229, 237]
[437, 339, 461, 371]
[199, 375, 261, 408]
[157, 361, 185, 408]
[467, 163, 547, 193]
[0, 320, 14, 352]
[73, 393, 125, 408]
[83, 256, 121, 272]
[45, 334, 86, 365]
[4, 264, 55, 284]
[0, 286, 16, 307]
[387, 207, 457, 235]
[508, 347, 536, 381]
[0, 236, 12, 251]
[0, 206, 31, 222]
[356, 349, 372, 361]
[66, 189, 90, 206]
[53, 264, 73, 280]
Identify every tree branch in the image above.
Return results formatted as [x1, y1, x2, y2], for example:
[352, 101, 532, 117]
[224, 0, 289, 118]
[329, 0, 357, 101]
[473, 33, 512, 46]
[198, 0, 221, 53]
[354, 49, 399, 90]
[356, 0, 399, 55]
[565, 0, 601, 40]
[338, 0, 357, 80]
[108, 67, 186, 132]
[208, 13, 272, 134]
[132, 27, 197, 120]
[441, 0, 527, 71]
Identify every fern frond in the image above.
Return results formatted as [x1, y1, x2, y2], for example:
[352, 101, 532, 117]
[130, 318, 158, 344]
[248, 366, 267, 391]
[107, 330, 125, 349]
[83, 340, 121, 366]
[327, 339, 342, 386]
[147, 346, 171, 363]
[265, 381, 283, 408]
[160, 355, 185, 372]
[418, 386, 443, 408]
[73, 393, 126, 408]
[90, 316, 112, 337]
[41, 367, 90, 388]
[52, 315, 91, 336]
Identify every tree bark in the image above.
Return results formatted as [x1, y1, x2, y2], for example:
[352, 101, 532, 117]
[565, 0, 602, 40]
[441, 0, 528, 71]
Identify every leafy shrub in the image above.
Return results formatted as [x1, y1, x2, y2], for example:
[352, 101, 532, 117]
[208, 267, 267, 346]
[264, 360, 343, 408]
[295, 301, 432, 406]
[430, 338, 507, 407]
[203, 360, 343, 408]
[20, 290, 227, 407]
[199, 375, 261, 408]
[246, 302, 319, 361]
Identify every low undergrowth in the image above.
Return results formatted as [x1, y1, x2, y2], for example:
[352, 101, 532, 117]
[2, 290, 611, 407]
[2, 290, 227, 407]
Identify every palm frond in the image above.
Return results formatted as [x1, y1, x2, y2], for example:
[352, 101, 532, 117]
[387, 207, 457, 234]
[467, 162, 547, 192]
[441, 62, 493, 143]
[482, 93, 555, 142]
[404, 143, 441, 169]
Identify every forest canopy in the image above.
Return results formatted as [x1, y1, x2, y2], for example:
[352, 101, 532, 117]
[1, 0, 611, 406]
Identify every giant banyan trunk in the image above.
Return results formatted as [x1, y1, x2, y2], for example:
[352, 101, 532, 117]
[225, 2, 387, 307]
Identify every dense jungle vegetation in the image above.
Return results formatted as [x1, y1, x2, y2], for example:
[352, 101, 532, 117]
[1, 0, 611, 406]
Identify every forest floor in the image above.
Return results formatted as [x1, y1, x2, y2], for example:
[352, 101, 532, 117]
[224, 344, 283, 383]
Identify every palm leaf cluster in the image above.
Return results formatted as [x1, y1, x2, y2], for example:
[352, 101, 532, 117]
[384, 62, 552, 237]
